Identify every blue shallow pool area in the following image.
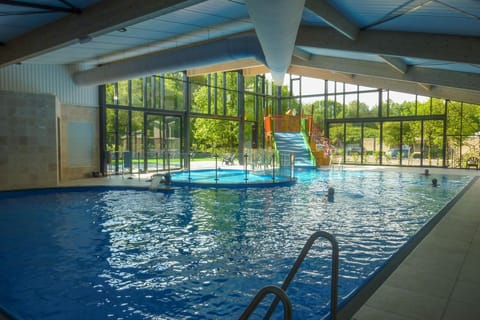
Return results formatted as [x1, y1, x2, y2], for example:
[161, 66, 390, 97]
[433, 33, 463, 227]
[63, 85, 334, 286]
[0, 170, 473, 319]
[167, 169, 295, 187]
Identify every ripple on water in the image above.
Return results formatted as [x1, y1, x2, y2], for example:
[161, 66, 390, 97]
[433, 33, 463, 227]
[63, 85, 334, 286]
[0, 171, 472, 319]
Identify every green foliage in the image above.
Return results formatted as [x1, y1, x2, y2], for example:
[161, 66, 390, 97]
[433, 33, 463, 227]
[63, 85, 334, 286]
[190, 72, 241, 152]
[192, 118, 238, 153]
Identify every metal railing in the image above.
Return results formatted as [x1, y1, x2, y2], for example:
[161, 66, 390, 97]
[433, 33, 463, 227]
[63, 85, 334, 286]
[239, 286, 293, 320]
[242, 231, 339, 320]
[104, 149, 296, 184]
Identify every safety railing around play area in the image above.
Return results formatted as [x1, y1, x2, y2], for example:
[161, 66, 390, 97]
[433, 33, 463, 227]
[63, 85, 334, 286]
[103, 149, 296, 181]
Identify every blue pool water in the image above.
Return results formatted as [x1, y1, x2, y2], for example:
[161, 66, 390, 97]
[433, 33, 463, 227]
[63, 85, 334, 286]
[0, 170, 472, 319]
[168, 169, 294, 187]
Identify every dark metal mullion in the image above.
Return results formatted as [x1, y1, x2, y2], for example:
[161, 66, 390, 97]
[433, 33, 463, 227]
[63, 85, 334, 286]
[99, 85, 106, 174]
[399, 121, 403, 166]
[442, 100, 448, 167]
[143, 77, 148, 173]
[223, 72, 227, 116]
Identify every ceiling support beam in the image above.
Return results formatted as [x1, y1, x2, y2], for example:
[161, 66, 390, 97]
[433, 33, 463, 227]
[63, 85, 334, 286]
[305, 0, 358, 40]
[418, 83, 433, 91]
[296, 26, 480, 65]
[379, 55, 408, 74]
[288, 65, 480, 105]
[186, 58, 263, 77]
[242, 65, 270, 78]
[0, 0, 205, 67]
[0, 0, 81, 14]
[293, 47, 312, 61]
[291, 55, 480, 92]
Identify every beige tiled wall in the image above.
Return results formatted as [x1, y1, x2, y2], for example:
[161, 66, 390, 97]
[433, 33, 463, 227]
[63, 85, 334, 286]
[0, 91, 59, 190]
[0, 91, 100, 191]
[60, 104, 99, 180]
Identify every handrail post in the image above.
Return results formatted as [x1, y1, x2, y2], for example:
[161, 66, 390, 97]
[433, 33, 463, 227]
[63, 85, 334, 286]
[239, 286, 292, 320]
[137, 151, 141, 180]
[188, 152, 192, 183]
[272, 153, 276, 182]
[244, 153, 248, 184]
[265, 231, 339, 320]
[290, 152, 295, 180]
[214, 154, 219, 183]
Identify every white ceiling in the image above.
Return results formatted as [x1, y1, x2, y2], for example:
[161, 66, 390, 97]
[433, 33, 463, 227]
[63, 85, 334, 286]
[0, 0, 479, 103]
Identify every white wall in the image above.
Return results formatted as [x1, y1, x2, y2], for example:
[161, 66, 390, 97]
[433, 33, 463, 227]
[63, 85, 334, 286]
[0, 63, 98, 107]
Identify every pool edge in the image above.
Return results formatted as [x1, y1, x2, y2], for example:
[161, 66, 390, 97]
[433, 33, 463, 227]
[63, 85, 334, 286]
[336, 175, 479, 320]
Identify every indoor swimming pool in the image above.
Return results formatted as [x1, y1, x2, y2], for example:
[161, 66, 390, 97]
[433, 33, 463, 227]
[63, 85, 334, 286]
[0, 169, 473, 319]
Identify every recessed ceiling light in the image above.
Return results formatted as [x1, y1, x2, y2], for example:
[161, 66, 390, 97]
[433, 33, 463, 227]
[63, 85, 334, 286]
[118, 28, 127, 32]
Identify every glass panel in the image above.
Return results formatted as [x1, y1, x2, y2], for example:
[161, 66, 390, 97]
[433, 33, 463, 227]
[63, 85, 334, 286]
[446, 101, 462, 168]
[190, 76, 206, 113]
[244, 75, 256, 93]
[431, 98, 445, 115]
[461, 103, 480, 164]
[304, 100, 324, 133]
[153, 76, 161, 109]
[117, 80, 129, 106]
[325, 96, 337, 119]
[290, 76, 301, 97]
[423, 120, 444, 167]
[192, 118, 238, 154]
[344, 99, 358, 118]
[245, 92, 256, 121]
[225, 92, 238, 117]
[130, 111, 144, 173]
[165, 116, 182, 170]
[301, 76, 324, 96]
[402, 121, 420, 166]
[363, 122, 380, 164]
[329, 123, 344, 164]
[145, 76, 152, 108]
[165, 74, 184, 111]
[335, 81, 344, 94]
[383, 121, 401, 165]
[214, 73, 223, 115]
[358, 91, 379, 118]
[146, 115, 164, 172]
[344, 83, 357, 93]
[385, 91, 417, 117]
[105, 108, 117, 174]
[345, 123, 362, 164]
[131, 78, 144, 108]
[105, 84, 115, 104]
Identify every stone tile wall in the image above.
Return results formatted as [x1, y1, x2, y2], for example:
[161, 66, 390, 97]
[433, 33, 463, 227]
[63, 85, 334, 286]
[0, 91, 100, 191]
[0, 91, 59, 190]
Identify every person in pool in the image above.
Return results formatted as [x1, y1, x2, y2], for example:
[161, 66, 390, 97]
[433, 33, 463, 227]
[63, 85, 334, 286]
[432, 178, 438, 187]
[326, 187, 335, 202]
[423, 169, 430, 176]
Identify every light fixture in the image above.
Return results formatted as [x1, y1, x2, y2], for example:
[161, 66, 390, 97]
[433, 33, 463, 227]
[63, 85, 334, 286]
[118, 28, 127, 32]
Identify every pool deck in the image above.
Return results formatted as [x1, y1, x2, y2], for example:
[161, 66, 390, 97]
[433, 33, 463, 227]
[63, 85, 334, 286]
[351, 168, 480, 320]
[51, 166, 480, 319]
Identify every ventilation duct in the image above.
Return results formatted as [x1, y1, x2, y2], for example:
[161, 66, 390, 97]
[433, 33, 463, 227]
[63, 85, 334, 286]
[73, 34, 265, 86]
[246, 0, 305, 85]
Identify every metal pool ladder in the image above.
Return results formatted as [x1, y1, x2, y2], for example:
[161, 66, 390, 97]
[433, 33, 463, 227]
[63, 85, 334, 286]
[239, 231, 339, 320]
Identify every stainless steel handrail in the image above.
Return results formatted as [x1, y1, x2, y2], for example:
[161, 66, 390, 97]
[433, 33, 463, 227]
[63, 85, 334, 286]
[239, 285, 292, 320]
[265, 230, 339, 320]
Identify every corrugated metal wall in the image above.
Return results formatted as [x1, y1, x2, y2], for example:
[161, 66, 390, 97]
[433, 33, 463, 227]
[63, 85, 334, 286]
[0, 64, 98, 107]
